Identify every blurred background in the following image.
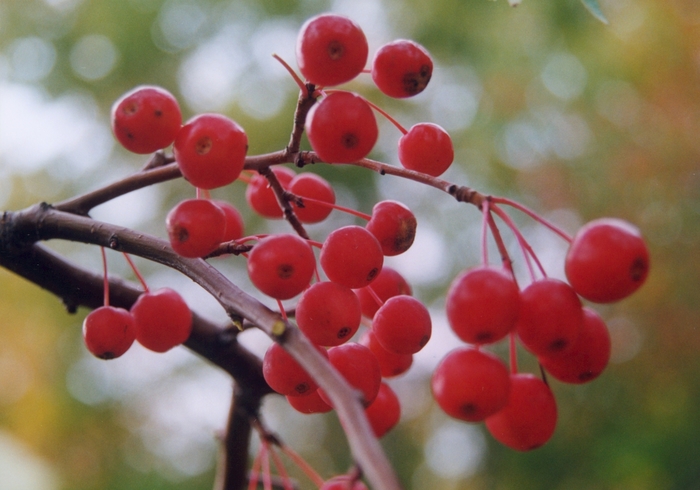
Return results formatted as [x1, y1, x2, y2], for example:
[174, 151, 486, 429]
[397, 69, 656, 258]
[1, 0, 699, 488]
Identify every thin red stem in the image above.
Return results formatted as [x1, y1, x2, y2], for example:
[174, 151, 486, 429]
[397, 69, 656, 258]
[261, 442, 273, 490]
[122, 253, 149, 292]
[366, 285, 384, 309]
[509, 332, 518, 375]
[276, 299, 289, 321]
[269, 446, 294, 490]
[481, 200, 491, 266]
[298, 196, 372, 221]
[248, 446, 263, 490]
[100, 247, 109, 306]
[491, 205, 546, 282]
[490, 196, 574, 243]
[360, 97, 408, 135]
[272, 53, 307, 92]
[278, 445, 325, 488]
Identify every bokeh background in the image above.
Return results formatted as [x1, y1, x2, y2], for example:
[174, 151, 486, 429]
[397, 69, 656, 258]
[1, 0, 699, 489]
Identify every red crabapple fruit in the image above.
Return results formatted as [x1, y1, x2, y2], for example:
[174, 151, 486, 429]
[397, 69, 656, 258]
[247, 234, 316, 300]
[360, 330, 413, 378]
[398, 122, 454, 177]
[320, 225, 384, 289]
[365, 200, 417, 256]
[263, 342, 328, 396]
[174, 113, 248, 189]
[245, 166, 296, 219]
[296, 13, 368, 87]
[131, 288, 192, 353]
[82, 306, 136, 359]
[166, 199, 226, 258]
[371, 39, 433, 98]
[289, 172, 336, 224]
[295, 281, 362, 347]
[306, 91, 378, 163]
[365, 382, 401, 438]
[213, 200, 245, 243]
[287, 389, 333, 414]
[485, 373, 558, 451]
[565, 218, 650, 303]
[111, 85, 182, 154]
[372, 295, 432, 355]
[318, 342, 382, 407]
[355, 266, 412, 319]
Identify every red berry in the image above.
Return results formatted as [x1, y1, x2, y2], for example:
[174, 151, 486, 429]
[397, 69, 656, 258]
[355, 267, 412, 319]
[565, 218, 650, 303]
[320, 476, 368, 490]
[359, 330, 413, 378]
[263, 342, 328, 396]
[289, 172, 336, 224]
[318, 342, 382, 407]
[174, 113, 248, 189]
[296, 13, 368, 87]
[111, 85, 182, 154]
[432, 347, 511, 422]
[306, 91, 378, 163]
[371, 39, 433, 98]
[166, 199, 226, 258]
[247, 234, 316, 300]
[485, 373, 557, 451]
[539, 307, 611, 384]
[296, 281, 362, 347]
[446, 266, 520, 345]
[213, 200, 245, 242]
[398, 122, 454, 177]
[287, 389, 333, 414]
[516, 278, 583, 358]
[365, 200, 417, 256]
[372, 295, 432, 355]
[245, 166, 296, 219]
[320, 225, 384, 289]
[82, 306, 136, 359]
[131, 288, 192, 353]
[365, 382, 401, 438]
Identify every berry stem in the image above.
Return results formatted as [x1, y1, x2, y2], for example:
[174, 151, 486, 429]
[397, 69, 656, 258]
[100, 246, 109, 306]
[122, 252, 150, 292]
[356, 94, 408, 135]
[366, 284, 384, 308]
[248, 445, 263, 490]
[272, 53, 307, 93]
[261, 441, 273, 490]
[276, 299, 289, 321]
[278, 444, 325, 488]
[481, 199, 491, 266]
[491, 196, 574, 243]
[268, 445, 294, 490]
[486, 211, 514, 275]
[294, 195, 372, 221]
[491, 204, 546, 282]
[509, 331, 518, 374]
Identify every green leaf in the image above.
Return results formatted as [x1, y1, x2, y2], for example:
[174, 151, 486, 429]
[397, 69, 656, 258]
[580, 0, 609, 24]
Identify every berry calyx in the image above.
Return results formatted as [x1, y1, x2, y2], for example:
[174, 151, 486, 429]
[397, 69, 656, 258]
[365, 200, 417, 256]
[82, 306, 136, 359]
[111, 85, 182, 154]
[432, 347, 511, 422]
[372, 295, 432, 355]
[565, 218, 650, 303]
[174, 113, 248, 189]
[398, 122, 454, 177]
[446, 266, 520, 345]
[485, 373, 558, 451]
[371, 39, 433, 98]
[318, 342, 382, 407]
[320, 225, 384, 289]
[247, 234, 316, 300]
[365, 382, 401, 438]
[296, 13, 368, 87]
[166, 199, 226, 258]
[245, 166, 296, 219]
[306, 91, 378, 164]
[289, 172, 336, 224]
[131, 288, 192, 353]
[296, 281, 362, 347]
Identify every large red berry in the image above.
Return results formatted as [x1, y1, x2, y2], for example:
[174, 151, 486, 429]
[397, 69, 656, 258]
[539, 307, 611, 384]
[398, 122, 454, 177]
[365, 382, 401, 438]
[306, 91, 378, 163]
[296, 281, 362, 347]
[296, 13, 368, 87]
[485, 373, 557, 451]
[247, 234, 316, 300]
[355, 267, 412, 319]
[289, 172, 336, 224]
[263, 342, 328, 396]
[565, 218, 650, 303]
[516, 278, 583, 358]
[82, 306, 136, 359]
[372, 295, 432, 355]
[166, 199, 226, 258]
[365, 200, 417, 256]
[446, 266, 520, 345]
[111, 85, 182, 154]
[318, 342, 382, 407]
[431, 347, 511, 422]
[174, 113, 248, 189]
[287, 389, 333, 414]
[213, 200, 245, 242]
[131, 288, 192, 353]
[371, 39, 433, 98]
[245, 166, 296, 219]
[320, 225, 384, 289]
[359, 330, 413, 378]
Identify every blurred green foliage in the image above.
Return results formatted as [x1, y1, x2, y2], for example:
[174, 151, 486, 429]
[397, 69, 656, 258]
[1, 0, 700, 489]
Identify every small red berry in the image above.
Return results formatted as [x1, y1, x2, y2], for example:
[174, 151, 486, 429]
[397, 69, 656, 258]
[359, 330, 413, 378]
[174, 113, 248, 189]
[320, 225, 384, 289]
[371, 39, 433, 98]
[365, 382, 401, 438]
[365, 200, 417, 256]
[306, 91, 378, 163]
[263, 342, 328, 396]
[296, 281, 362, 347]
[131, 288, 192, 353]
[82, 306, 136, 359]
[398, 122, 454, 177]
[318, 342, 382, 407]
[355, 267, 412, 319]
[166, 199, 226, 258]
[289, 172, 336, 224]
[296, 13, 368, 87]
[372, 295, 432, 355]
[287, 389, 333, 414]
[485, 373, 557, 451]
[245, 166, 296, 219]
[565, 218, 650, 303]
[213, 200, 245, 243]
[111, 85, 182, 154]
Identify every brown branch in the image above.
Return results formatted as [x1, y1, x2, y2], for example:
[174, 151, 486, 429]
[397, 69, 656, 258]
[214, 385, 256, 490]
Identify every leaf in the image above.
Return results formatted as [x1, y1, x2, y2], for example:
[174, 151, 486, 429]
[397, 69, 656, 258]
[580, 0, 609, 24]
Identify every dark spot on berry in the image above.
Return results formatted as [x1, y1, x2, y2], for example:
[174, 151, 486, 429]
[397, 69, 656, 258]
[550, 338, 568, 352]
[154, 109, 163, 117]
[99, 352, 115, 360]
[337, 327, 351, 338]
[578, 371, 594, 382]
[327, 40, 344, 60]
[391, 218, 417, 253]
[341, 133, 358, 149]
[126, 132, 135, 141]
[475, 331, 493, 343]
[174, 225, 189, 244]
[277, 264, 294, 279]
[630, 257, 647, 282]
[195, 136, 213, 155]
[402, 65, 432, 95]
[419, 335, 429, 348]
[366, 267, 379, 282]
[295, 383, 310, 395]
[123, 102, 138, 115]
[460, 403, 477, 415]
